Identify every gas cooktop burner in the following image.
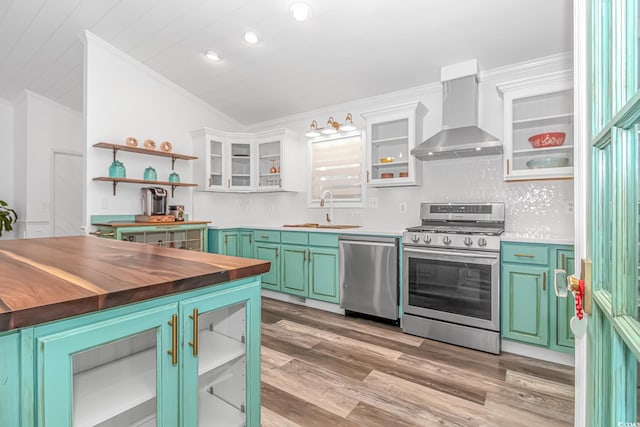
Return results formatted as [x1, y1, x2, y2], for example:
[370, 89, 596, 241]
[405, 225, 504, 236]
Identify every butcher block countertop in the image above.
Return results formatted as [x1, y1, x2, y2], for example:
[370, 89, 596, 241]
[0, 236, 270, 332]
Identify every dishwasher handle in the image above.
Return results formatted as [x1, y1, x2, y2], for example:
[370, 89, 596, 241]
[339, 240, 396, 248]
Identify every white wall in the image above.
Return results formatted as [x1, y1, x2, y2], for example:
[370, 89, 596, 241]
[194, 53, 574, 239]
[0, 99, 16, 239]
[10, 91, 84, 238]
[84, 32, 243, 229]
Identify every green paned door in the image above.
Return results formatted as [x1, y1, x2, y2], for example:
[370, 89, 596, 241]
[588, 0, 639, 424]
[255, 242, 280, 291]
[280, 245, 308, 296]
[501, 264, 549, 346]
[308, 247, 339, 303]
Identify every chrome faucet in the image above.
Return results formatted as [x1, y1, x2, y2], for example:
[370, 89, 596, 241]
[320, 190, 334, 224]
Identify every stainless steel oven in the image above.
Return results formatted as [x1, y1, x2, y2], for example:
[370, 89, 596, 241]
[402, 202, 504, 354]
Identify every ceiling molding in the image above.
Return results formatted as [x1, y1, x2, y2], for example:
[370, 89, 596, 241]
[495, 70, 573, 95]
[480, 51, 573, 81]
[83, 31, 246, 131]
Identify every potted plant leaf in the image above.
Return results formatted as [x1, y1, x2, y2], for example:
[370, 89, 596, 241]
[0, 200, 18, 237]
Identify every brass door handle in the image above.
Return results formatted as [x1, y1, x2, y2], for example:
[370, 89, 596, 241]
[188, 308, 199, 356]
[561, 254, 565, 270]
[208, 177, 212, 187]
[542, 272, 546, 291]
[275, 247, 279, 257]
[167, 314, 178, 365]
[249, 235, 252, 244]
[308, 249, 311, 263]
[506, 159, 510, 175]
[303, 250, 306, 261]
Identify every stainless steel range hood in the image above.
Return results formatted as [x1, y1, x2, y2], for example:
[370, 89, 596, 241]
[412, 70, 502, 160]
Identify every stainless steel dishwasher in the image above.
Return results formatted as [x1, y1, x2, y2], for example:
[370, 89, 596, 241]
[339, 235, 399, 321]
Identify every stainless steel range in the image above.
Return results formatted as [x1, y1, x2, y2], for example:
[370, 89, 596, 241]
[402, 202, 504, 354]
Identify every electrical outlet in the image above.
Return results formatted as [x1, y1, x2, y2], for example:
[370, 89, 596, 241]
[567, 201, 574, 214]
[400, 202, 407, 214]
[368, 197, 379, 208]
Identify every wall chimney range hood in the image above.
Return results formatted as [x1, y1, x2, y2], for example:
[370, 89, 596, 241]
[412, 60, 502, 160]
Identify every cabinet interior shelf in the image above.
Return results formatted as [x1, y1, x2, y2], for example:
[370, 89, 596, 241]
[371, 136, 409, 145]
[513, 145, 574, 156]
[199, 390, 244, 427]
[93, 177, 197, 197]
[259, 173, 280, 177]
[198, 330, 245, 376]
[74, 348, 156, 427]
[259, 154, 280, 159]
[512, 113, 574, 130]
[372, 161, 409, 168]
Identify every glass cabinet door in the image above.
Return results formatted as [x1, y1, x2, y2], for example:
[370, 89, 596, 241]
[229, 143, 252, 190]
[37, 304, 178, 426]
[257, 140, 281, 190]
[209, 138, 224, 189]
[370, 118, 410, 182]
[180, 284, 261, 426]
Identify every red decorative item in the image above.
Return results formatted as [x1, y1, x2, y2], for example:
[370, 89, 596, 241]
[528, 132, 566, 148]
[573, 278, 585, 320]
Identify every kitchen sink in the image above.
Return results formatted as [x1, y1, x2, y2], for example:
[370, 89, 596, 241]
[282, 223, 361, 229]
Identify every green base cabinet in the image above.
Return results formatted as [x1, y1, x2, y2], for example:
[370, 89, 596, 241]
[3, 278, 262, 427]
[215, 229, 254, 258]
[501, 263, 549, 346]
[255, 242, 280, 291]
[308, 246, 339, 303]
[281, 244, 308, 296]
[501, 242, 575, 353]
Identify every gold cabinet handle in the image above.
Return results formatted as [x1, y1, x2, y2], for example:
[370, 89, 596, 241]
[208, 177, 212, 187]
[188, 308, 199, 356]
[167, 314, 178, 365]
[275, 247, 279, 257]
[279, 178, 282, 188]
[367, 170, 370, 183]
[89, 230, 115, 237]
[308, 249, 311, 263]
[561, 254, 565, 270]
[224, 235, 228, 245]
[227, 179, 230, 189]
[514, 253, 535, 258]
[542, 272, 546, 291]
[506, 159, 510, 175]
[303, 249, 306, 261]
[249, 234, 252, 244]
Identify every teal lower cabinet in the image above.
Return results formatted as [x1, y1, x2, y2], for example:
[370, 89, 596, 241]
[501, 242, 574, 353]
[255, 242, 280, 291]
[239, 230, 254, 258]
[280, 244, 309, 297]
[215, 229, 254, 258]
[7, 278, 261, 427]
[308, 246, 340, 303]
[501, 263, 549, 346]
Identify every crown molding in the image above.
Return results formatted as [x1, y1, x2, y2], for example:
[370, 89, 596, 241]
[83, 31, 245, 131]
[495, 69, 573, 95]
[480, 51, 573, 81]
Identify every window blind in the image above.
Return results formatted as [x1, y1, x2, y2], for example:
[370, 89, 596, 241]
[310, 135, 362, 202]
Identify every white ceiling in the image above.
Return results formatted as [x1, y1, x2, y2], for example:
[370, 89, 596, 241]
[0, 0, 572, 125]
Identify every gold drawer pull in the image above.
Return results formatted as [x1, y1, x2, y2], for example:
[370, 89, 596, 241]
[89, 230, 114, 237]
[167, 314, 178, 365]
[514, 253, 535, 258]
[188, 308, 199, 356]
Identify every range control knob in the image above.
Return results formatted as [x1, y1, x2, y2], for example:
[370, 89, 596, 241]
[411, 233, 420, 243]
[423, 235, 432, 244]
[442, 236, 451, 245]
[478, 238, 487, 247]
[464, 237, 473, 247]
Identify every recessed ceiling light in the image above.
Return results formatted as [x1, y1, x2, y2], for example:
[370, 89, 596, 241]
[244, 31, 259, 44]
[290, 3, 311, 22]
[205, 49, 221, 61]
[475, 147, 482, 151]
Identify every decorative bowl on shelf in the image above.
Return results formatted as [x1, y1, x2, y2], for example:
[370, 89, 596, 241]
[528, 132, 566, 148]
[380, 173, 394, 179]
[379, 157, 394, 163]
[526, 156, 570, 169]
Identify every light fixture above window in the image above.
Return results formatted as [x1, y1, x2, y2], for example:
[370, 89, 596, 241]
[290, 2, 311, 22]
[305, 113, 358, 137]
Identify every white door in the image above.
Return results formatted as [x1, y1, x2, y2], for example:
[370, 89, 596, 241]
[53, 152, 83, 236]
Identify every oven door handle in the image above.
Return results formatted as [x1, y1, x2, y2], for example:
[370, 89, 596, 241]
[404, 247, 499, 260]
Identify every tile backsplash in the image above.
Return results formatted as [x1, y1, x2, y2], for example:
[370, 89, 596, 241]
[195, 156, 574, 240]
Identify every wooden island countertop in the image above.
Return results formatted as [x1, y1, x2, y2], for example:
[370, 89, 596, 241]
[0, 236, 270, 332]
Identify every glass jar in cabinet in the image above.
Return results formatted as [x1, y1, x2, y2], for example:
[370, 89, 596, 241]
[361, 101, 427, 187]
[497, 70, 574, 181]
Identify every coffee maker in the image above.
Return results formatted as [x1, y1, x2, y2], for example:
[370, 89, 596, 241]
[141, 187, 168, 215]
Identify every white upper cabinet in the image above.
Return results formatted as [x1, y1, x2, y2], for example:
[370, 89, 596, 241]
[497, 70, 574, 181]
[255, 129, 304, 192]
[361, 101, 427, 187]
[192, 128, 302, 193]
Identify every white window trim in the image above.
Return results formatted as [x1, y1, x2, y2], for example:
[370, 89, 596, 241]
[306, 130, 366, 208]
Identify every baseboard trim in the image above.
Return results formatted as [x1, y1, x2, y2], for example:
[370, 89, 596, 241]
[261, 290, 344, 315]
[501, 340, 574, 366]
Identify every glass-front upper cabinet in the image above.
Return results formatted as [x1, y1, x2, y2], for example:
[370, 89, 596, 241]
[229, 140, 253, 191]
[497, 70, 574, 181]
[361, 101, 427, 187]
[192, 128, 228, 191]
[255, 129, 304, 192]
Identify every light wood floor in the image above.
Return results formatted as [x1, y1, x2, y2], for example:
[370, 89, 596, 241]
[260, 297, 574, 426]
